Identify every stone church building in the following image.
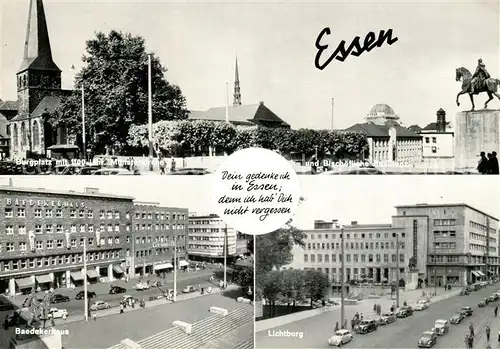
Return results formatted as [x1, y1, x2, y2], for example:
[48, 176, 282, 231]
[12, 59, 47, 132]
[0, 0, 73, 160]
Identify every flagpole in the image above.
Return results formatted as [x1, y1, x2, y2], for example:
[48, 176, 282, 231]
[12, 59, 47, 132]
[81, 85, 86, 160]
[225, 82, 229, 123]
[148, 53, 153, 171]
[224, 224, 227, 288]
[83, 237, 88, 322]
[173, 234, 177, 302]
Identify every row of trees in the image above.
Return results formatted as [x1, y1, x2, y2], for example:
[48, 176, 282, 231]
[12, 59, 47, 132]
[128, 120, 368, 159]
[44, 30, 368, 158]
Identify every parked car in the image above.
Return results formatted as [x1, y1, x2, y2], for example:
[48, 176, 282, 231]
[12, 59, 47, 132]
[417, 299, 430, 308]
[149, 280, 163, 287]
[450, 313, 463, 324]
[182, 285, 197, 293]
[433, 319, 450, 335]
[47, 308, 68, 319]
[122, 295, 139, 303]
[396, 306, 413, 318]
[460, 306, 473, 317]
[380, 312, 396, 325]
[135, 282, 150, 290]
[90, 301, 111, 311]
[75, 291, 97, 300]
[418, 331, 438, 348]
[167, 168, 212, 175]
[478, 300, 486, 307]
[487, 295, 496, 303]
[355, 319, 377, 334]
[93, 168, 137, 175]
[109, 286, 126, 294]
[415, 303, 427, 311]
[76, 166, 100, 175]
[50, 294, 70, 303]
[328, 329, 353, 346]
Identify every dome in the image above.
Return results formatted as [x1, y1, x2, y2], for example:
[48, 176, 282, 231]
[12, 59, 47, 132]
[367, 104, 397, 118]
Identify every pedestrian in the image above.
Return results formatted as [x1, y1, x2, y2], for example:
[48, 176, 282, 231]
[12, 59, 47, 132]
[478, 151, 489, 174]
[360, 313, 364, 320]
[469, 322, 474, 338]
[495, 306, 498, 317]
[491, 151, 499, 174]
[351, 318, 355, 330]
[486, 325, 491, 341]
[201, 287, 204, 295]
[120, 304, 124, 314]
[334, 322, 339, 332]
[93, 313, 96, 321]
[468, 335, 474, 349]
[344, 319, 348, 329]
[373, 303, 377, 313]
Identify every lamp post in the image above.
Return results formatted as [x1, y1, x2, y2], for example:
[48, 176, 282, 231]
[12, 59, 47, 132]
[173, 233, 177, 302]
[147, 53, 153, 171]
[395, 232, 400, 308]
[224, 224, 228, 288]
[340, 225, 345, 328]
[83, 237, 88, 322]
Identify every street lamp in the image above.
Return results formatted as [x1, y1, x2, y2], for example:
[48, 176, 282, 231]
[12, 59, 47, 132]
[340, 225, 345, 328]
[71, 65, 86, 160]
[224, 224, 228, 288]
[173, 233, 177, 302]
[394, 232, 400, 308]
[147, 53, 153, 171]
[83, 237, 88, 322]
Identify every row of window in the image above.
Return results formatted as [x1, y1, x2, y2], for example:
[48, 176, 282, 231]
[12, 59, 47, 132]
[190, 219, 224, 225]
[135, 224, 185, 231]
[304, 266, 406, 279]
[0, 251, 120, 272]
[4, 224, 128, 235]
[134, 235, 183, 244]
[307, 232, 406, 240]
[434, 219, 457, 226]
[469, 220, 496, 234]
[4, 208, 127, 220]
[189, 228, 226, 233]
[433, 242, 457, 249]
[433, 231, 457, 237]
[135, 212, 185, 220]
[307, 241, 405, 251]
[429, 256, 461, 263]
[1, 237, 121, 252]
[470, 243, 491, 252]
[304, 253, 405, 264]
[188, 244, 226, 250]
[135, 246, 184, 258]
[469, 232, 497, 244]
[188, 236, 231, 242]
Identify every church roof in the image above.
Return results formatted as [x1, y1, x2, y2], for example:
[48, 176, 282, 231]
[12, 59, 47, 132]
[189, 102, 289, 127]
[366, 103, 399, 119]
[346, 123, 421, 138]
[0, 101, 18, 111]
[18, 0, 60, 73]
[422, 121, 451, 131]
[9, 92, 69, 122]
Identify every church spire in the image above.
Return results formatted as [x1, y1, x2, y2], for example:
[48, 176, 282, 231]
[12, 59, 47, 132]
[233, 56, 241, 106]
[19, 0, 60, 73]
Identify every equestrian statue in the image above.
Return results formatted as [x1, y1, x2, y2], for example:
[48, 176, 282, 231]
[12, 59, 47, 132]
[456, 59, 500, 111]
[19, 289, 52, 329]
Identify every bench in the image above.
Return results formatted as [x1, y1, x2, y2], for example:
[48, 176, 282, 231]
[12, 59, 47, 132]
[172, 320, 192, 334]
[237, 297, 252, 304]
[120, 339, 142, 349]
[209, 306, 229, 316]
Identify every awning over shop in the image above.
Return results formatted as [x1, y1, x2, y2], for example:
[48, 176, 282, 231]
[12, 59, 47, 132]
[477, 271, 485, 277]
[71, 271, 84, 281]
[153, 263, 173, 271]
[488, 270, 494, 274]
[35, 274, 52, 284]
[87, 270, 99, 279]
[113, 266, 125, 274]
[472, 271, 481, 278]
[179, 260, 189, 267]
[16, 277, 34, 289]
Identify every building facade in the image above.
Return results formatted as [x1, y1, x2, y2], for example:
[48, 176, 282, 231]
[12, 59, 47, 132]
[130, 203, 188, 276]
[0, 185, 134, 296]
[187, 214, 249, 263]
[420, 109, 454, 159]
[286, 203, 499, 289]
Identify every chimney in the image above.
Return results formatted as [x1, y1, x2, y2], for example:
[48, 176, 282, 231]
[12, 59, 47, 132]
[351, 221, 358, 225]
[436, 108, 446, 133]
[259, 101, 264, 105]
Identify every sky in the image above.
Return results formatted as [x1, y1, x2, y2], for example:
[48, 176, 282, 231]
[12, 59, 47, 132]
[1, 0, 499, 129]
[1, 175, 498, 230]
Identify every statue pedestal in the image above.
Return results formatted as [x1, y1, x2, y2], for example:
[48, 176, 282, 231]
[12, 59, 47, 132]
[405, 270, 419, 291]
[9, 330, 62, 349]
[454, 110, 500, 170]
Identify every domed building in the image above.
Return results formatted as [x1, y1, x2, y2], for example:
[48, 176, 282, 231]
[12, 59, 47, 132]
[345, 104, 423, 166]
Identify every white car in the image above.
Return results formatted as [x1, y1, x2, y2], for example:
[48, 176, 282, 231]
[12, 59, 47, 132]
[47, 308, 68, 319]
[328, 329, 353, 346]
[135, 282, 150, 290]
[90, 300, 111, 311]
[415, 303, 427, 311]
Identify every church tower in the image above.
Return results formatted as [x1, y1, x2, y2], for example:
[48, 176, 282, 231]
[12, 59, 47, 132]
[233, 56, 242, 106]
[16, 0, 61, 119]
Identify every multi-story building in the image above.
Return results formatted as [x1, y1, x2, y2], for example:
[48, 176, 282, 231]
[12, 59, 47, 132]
[130, 203, 188, 277]
[393, 203, 499, 286]
[0, 185, 134, 296]
[286, 203, 499, 289]
[187, 214, 250, 263]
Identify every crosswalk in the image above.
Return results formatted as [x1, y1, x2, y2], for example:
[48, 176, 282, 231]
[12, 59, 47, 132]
[108, 305, 253, 349]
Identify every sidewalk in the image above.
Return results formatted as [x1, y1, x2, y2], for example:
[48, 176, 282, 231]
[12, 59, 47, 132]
[52, 284, 240, 326]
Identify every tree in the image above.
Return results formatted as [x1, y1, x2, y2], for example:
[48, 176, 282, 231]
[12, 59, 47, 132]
[258, 270, 285, 318]
[279, 269, 308, 309]
[304, 269, 330, 307]
[48, 30, 188, 154]
[233, 265, 254, 290]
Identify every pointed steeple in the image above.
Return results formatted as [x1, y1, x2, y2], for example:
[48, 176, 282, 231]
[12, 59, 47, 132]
[233, 56, 241, 106]
[18, 0, 60, 73]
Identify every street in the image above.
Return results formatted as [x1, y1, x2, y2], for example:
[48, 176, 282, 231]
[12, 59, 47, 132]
[256, 285, 500, 348]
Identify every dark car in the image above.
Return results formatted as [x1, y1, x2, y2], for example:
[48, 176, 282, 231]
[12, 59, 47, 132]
[460, 306, 473, 317]
[75, 291, 97, 300]
[50, 294, 70, 303]
[478, 300, 486, 307]
[109, 286, 126, 294]
[487, 295, 496, 303]
[418, 331, 438, 348]
[450, 313, 462, 324]
[355, 319, 377, 334]
[396, 306, 413, 318]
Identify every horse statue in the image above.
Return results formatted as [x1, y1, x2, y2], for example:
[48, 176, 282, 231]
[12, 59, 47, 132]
[20, 290, 52, 329]
[456, 67, 500, 111]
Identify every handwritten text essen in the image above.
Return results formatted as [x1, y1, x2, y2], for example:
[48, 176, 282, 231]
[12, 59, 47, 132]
[314, 28, 398, 70]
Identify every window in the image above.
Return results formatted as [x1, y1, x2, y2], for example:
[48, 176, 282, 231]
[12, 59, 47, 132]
[100, 211, 105, 219]
[70, 209, 76, 218]
[35, 225, 42, 234]
[107, 211, 113, 219]
[56, 240, 63, 248]
[79, 210, 85, 218]
[6, 242, 14, 251]
[425, 137, 430, 143]
[311, 255, 316, 262]
[432, 137, 437, 143]
[400, 254, 405, 263]
[36, 241, 43, 250]
[45, 225, 53, 234]
[71, 225, 77, 233]
[19, 242, 27, 251]
[71, 239, 77, 247]
[431, 146, 437, 153]
[88, 225, 94, 233]
[34, 209, 42, 218]
[17, 208, 25, 217]
[6, 225, 13, 235]
[45, 209, 53, 218]
[368, 254, 373, 262]
[114, 224, 120, 232]
[80, 224, 85, 233]
[5, 208, 13, 217]
[115, 237, 120, 244]
[413, 220, 418, 265]
[56, 209, 62, 218]
[46, 240, 53, 249]
[19, 225, 27, 235]
[87, 210, 94, 218]
[56, 225, 63, 233]
[114, 211, 120, 219]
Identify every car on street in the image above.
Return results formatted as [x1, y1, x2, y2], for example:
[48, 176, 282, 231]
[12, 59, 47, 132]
[433, 319, 450, 335]
[93, 168, 138, 175]
[182, 285, 197, 293]
[109, 286, 126, 294]
[478, 299, 486, 307]
[354, 319, 377, 334]
[167, 168, 212, 175]
[460, 306, 473, 317]
[417, 299, 430, 308]
[418, 331, 438, 348]
[76, 166, 100, 175]
[328, 329, 353, 346]
[47, 308, 68, 319]
[50, 294, 70, 303]
[149, 280, 163, 287]
[380, 312, 396, 325]
[90, 301, 111, 311]
[415, 303, 427, 311]
[122, 295, 139, 303]
[396, 306, 413, 318]
[166, 289, 179, 297]
[75, 291, 97, 300]
[487, 295, 496, 303]
[321, 165, 386, 175]
[135, 282, 150, 290]
[450, 313, 463, 324]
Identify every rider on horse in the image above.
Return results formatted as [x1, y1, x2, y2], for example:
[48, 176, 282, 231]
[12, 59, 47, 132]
[471, 59, 491, 94]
